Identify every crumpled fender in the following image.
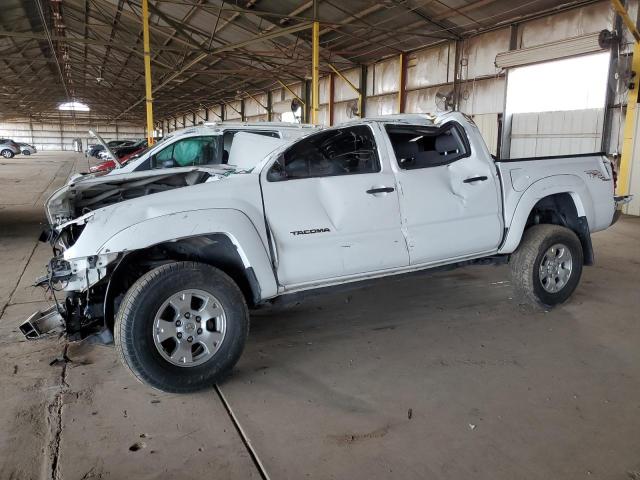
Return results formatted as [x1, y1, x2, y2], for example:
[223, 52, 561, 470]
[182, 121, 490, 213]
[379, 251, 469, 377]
[65, 206, 278, 299]
[498, 174, 591, 254]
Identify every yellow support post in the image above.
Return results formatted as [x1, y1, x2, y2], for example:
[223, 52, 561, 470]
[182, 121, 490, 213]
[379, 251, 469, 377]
[610, 0, 640, 195]
[142, 0, 155, 146]
[311, 20, 320, 124]
[611, 0, 640, 41]
[618, 42, 640, 195]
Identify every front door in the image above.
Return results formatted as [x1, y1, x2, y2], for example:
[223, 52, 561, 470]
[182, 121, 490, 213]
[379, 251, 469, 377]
[261, 124, 409, 287]
[384, 122, 503, 265]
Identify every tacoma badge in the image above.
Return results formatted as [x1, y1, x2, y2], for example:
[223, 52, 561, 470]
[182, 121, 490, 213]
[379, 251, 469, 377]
[290, 228, 331, 236]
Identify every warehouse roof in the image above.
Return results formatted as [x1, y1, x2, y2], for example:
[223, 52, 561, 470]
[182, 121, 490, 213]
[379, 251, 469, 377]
[0, 0, 599, 121]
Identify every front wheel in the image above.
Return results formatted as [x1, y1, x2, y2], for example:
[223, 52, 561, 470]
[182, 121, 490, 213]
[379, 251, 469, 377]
[115, 262, 249, 393]
[509, 224, 583, 308]
[22, 150, 30, 156]
[1, 149, 14, 158]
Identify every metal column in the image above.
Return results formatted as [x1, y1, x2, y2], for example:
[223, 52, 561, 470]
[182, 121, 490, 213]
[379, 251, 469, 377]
[611, 0, 640, 195]
[142, 0, 155, 146]
[311, 19, 320, 124]
[397, 53, 407, 113]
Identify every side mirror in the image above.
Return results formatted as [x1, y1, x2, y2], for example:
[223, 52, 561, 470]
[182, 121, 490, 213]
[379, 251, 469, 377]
[266, 157, 287, 182]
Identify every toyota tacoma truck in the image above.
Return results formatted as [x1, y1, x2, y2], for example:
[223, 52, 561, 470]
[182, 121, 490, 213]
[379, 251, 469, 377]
[22, 112, 629, 393]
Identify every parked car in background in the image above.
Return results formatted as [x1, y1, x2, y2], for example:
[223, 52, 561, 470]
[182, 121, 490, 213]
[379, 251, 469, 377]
[18, 143, 37, 155]
[89, 140, 149, 173]
[95, 139, 145, 162]
[86, 139, 135, 158]
[0, 138, 21, 158]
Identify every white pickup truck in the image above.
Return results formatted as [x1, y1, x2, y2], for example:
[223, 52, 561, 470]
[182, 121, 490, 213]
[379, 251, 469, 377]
[22, 112, 627, 393]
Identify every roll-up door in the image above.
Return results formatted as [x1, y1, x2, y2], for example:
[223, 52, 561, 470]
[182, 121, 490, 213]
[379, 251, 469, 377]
[495, 33, 604, 68]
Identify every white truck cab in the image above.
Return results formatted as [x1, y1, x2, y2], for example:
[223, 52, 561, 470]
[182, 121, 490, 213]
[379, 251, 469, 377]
[23, 112, 628, 393]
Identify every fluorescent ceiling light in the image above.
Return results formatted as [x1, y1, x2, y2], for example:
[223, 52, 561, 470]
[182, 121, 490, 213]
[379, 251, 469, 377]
[58, 101, 90, 112]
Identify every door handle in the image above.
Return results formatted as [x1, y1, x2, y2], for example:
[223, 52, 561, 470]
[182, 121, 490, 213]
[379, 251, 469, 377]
[463, 176, 488, 183]
[366, 187, 395, 194]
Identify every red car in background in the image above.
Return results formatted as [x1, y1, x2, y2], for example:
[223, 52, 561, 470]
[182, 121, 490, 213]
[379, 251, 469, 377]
[89, 140, 148, 173]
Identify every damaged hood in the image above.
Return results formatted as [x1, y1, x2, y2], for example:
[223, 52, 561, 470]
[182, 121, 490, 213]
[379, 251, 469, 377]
[46, 165, 233, 227]
[89, 129, 121, 168]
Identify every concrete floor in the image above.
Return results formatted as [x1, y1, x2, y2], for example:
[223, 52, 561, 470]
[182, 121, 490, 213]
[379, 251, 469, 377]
[1, 152, 639, 480]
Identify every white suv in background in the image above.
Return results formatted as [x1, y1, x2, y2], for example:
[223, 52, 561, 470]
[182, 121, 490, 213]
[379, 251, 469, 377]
[95, 122, 320, 175]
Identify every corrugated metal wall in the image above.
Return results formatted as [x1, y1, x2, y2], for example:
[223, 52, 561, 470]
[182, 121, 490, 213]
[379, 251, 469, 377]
[0, 117, 145, 151]
[157, 2, 619, 159]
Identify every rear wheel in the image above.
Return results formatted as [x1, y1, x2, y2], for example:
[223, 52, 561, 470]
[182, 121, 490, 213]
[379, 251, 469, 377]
[1, 149, 14, 158]
[115, 262, 249, 393]
[22, 150, 30, 156]
[509, 224, 583, 307]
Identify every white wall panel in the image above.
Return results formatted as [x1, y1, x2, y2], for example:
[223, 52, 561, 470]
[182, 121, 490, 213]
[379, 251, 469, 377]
[367, 59, 398, 96]
[458, 77, 505, 115]
[519, 2, 613, 49]
[510, 108, 603, 157]
[365, 94, 397, 117]
[625, 108, 640, 215]
[464, 28, 510, 78]
[317, 105, 328, 126]
[319, 76, 330, 104]
[332, 100, 360, 124]
[245, 114, 268, 122]
[225, 101, 242, 120]
[473, 113, 499, 156]
[334, 68, 360, 102]
[406, 42, 453, 89]
[208, 105, 222, 121]
[282, 83, 303, 100]
[244, 94, 268, 117]
[405, 87, 441, 113]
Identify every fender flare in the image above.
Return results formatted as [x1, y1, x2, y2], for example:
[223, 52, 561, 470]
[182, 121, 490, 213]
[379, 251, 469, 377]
[499, 174, 593, 254]
[98, 208, 278, 299]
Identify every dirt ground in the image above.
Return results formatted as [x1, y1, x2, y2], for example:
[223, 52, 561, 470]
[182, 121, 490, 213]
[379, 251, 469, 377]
[1, 152, 639, 480]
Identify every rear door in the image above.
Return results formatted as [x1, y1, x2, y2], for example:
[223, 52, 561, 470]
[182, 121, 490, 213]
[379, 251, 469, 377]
[260, 124, 409, 287]
[384, 122, 503, 265]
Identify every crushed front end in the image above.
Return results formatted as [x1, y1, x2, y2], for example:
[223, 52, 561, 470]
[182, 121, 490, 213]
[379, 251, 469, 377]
[21, 165, 226, 342]
[21, 209, 120, 343]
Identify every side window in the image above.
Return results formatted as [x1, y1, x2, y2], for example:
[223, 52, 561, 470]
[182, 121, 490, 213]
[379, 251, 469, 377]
[268, 125, 379, 181]
[152, 136, 219, 168]
[385, 123, 469, 170]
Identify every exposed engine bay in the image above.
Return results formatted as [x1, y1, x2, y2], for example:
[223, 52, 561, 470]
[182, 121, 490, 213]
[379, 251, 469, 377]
[46, 168, 225, 227]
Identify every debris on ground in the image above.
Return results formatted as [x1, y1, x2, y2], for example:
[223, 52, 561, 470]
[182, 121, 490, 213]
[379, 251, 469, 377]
[49, 352, 72, 366]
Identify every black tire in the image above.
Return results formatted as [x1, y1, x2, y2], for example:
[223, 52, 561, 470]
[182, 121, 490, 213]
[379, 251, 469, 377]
[509, 224, 583, 308]
[1, 149, 14, 159]
[22, 150, 30, 156]
[114, 262, 249, 393]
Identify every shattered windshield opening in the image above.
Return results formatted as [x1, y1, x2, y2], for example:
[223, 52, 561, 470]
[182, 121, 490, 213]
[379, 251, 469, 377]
[152, 136, 222, 169]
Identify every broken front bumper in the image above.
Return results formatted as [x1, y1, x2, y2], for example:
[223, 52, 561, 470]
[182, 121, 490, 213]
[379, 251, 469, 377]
[19, 305, 65, 339]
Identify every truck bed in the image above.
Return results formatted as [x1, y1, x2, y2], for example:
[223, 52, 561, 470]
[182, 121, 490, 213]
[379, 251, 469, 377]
[495, 151, 615, 254]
